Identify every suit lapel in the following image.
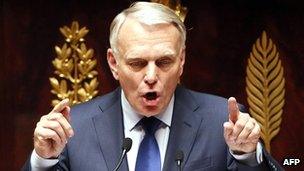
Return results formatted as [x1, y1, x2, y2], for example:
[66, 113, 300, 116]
[92, 89, 129, 171]
[90, 87, 204, 171]
[163, 87, 203, 171]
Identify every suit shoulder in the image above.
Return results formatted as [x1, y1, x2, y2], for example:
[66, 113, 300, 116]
[184, 88, 228, 105]
[182, 88, 246, 113]
[70, 88, 120, 119]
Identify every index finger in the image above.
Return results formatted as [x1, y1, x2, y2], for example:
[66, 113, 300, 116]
[228, 97, 239, 123]
[51, 99, 70, 113]
[51, 99, 71, 121]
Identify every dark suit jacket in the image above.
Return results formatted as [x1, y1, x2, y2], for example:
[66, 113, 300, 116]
[23, 86, 283, 171]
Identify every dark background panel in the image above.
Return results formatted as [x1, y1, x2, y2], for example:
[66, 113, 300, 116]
[0, 0, 303, 170]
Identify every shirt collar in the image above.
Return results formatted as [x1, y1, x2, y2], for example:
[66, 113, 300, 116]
[121, 90, 174, 131]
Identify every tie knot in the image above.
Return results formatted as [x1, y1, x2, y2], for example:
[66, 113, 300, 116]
[139, 117, 161, 135]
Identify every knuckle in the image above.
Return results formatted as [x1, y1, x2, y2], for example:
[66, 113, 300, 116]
[51, 113, 63, 120]
[255, 134, 261, 139]
[52, 122, 61, 129]
[250, 118, 256, 123]
[254, 128, 261, 135]
[40, 115, 48, 121]
[56, 112, 64, 119]
[244, 125, 252, 132]
[33, 128, 40, 136]
[254, 125, 261, 132]
[237, 133, 245, 140]
[36, 121, 42, 127]
[257, 124, 261, 129]
[66, 126, 73, 132]
[251, 130, 260, 138]
[240, 113, 249, 119]
[235, 122, 245, 129]
[34, 128, 43, 138]
[49, 131, 57, 138]
[251, 135, 260, 141]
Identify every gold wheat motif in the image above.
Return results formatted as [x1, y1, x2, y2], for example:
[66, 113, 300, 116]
[246, 31, 285, 153]
[151, 0, 187, 22]
[49, 21, 99, 106]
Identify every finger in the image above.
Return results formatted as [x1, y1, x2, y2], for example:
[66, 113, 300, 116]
[47, 112, 74, 138]
[247, 121, 261, 141]
[61, 106, 71, 122]
[231, 113, 250, 140]
[39, 119, 68, 143]
[228, 97, 239, 123]
[51, 99, 70, 113]
[35, 126, 62, 146]
[40, 114, 50, 121]
[235, 118, 255, 143]
[223, 121, 234, 141]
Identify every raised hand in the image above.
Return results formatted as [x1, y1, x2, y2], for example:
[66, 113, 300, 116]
[33, 99, 74, 159]
[223, 97, 261, 154]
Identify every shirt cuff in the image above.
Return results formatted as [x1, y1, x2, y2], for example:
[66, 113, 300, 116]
[229, 142, 264, 166]
[30, 149, 59, 171]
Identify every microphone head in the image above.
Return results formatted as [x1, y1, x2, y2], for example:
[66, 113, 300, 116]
[175, 150, 184, 162]
[122, 138, 132, 152]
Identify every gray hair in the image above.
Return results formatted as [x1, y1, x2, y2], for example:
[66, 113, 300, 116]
[109, 1, 186, 55]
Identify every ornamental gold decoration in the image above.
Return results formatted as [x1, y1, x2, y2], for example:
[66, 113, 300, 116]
[50, 21, 99, 106]
[246, 31, 285, 153]
[151, 0, 187, 22]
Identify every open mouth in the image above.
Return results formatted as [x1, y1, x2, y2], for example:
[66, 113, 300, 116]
[144, 92, 158, 100]
[142, 91, 160, 106]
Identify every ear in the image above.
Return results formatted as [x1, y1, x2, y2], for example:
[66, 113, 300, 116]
[179, 47, 186, 76]
[107, 48, 119, 80]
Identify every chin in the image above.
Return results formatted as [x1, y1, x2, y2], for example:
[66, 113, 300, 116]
[139, 107, 161, 117]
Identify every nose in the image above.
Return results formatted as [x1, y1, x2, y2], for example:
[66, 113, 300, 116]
[144, 62, 158, 85]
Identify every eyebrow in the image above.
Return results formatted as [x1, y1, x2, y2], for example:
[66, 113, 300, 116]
[125, 58, 145, 62]
[162, 50, 176, 57]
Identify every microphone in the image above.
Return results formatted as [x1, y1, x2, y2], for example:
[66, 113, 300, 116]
[113, 138, 132, 171]
[175, 150, 184, 171]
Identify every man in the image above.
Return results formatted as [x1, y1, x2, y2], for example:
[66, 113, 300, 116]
[23, 2, 282, 171]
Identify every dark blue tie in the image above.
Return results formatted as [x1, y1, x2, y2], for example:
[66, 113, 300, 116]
[135, 117, 162, 171]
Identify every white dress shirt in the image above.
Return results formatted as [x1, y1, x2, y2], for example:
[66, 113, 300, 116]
[121, 90, 174, 171]
[30, 89, 263, 170]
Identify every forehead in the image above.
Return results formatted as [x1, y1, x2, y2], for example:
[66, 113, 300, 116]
[117, 18, 181, 58]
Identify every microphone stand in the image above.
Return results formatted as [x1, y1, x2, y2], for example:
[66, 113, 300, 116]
[113, 138, 132, 171]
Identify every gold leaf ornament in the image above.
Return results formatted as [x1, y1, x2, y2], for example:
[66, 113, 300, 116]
[246, 31, 285, 153]
[151, 0, 187, 22]
[50, 21, 99, 106]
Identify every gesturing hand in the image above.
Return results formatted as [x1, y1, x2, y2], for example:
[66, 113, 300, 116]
[223, 97, 261, 154]
[34, 99, 74, 159]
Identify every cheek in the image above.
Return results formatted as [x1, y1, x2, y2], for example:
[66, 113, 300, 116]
[118, 70, 142, 89]
[162, 69, 180, 89]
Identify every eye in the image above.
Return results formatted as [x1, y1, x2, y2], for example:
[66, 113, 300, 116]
[127, 60, 147, 70]
[156, 58, 173, 68]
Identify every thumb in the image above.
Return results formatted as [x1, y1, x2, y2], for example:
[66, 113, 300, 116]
[228, 97, 239, 123]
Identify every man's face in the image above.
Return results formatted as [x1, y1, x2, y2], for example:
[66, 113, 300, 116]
[107, 18, 185, 116]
